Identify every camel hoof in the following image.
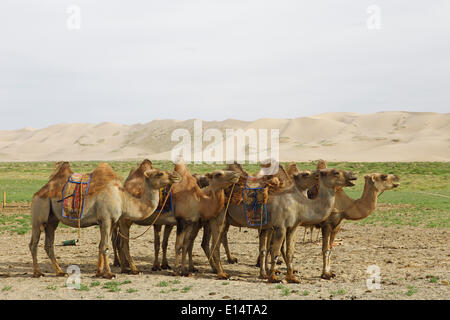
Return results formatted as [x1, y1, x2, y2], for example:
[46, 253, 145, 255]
[274, 269, 281, 275]
[152, 265, 162, 271]
[102, 273, 116, 279]
[112, 261, 120, 267]
[189, 267, 198, 273]
[259, 273, 268, 279]
[130, 269, 140, 275]
[227, 257, 238, 264]
[286, 276, 300, 284]
[120, 269, 130, 274]
[320, 272, 336, 280]
[181, 271, 192, 277]
[217, 272, 230, 280]
[161, 263, 171, 270]
[276, 260, 282, 265]
[267, 275, 281, 283]
[33, 272, 44, 278]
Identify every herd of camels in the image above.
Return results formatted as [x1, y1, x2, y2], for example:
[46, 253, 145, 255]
[29, 159, 400, 283]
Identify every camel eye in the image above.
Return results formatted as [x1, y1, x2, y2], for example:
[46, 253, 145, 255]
[156, 172, 163, 177]
[381, 174, 387, 181]
[333, 171, 339, 176]
[215, 172, 222, 178]
[302, 173, 309, 177]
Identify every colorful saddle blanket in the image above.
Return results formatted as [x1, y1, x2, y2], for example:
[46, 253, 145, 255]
[60, 173, 92, 219]
[157, 185, 173, 213]
[242, 177, 268, 226]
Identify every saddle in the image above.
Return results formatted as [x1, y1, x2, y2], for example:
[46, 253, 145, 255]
[60, 173, 92, 219]
[157, 185, 173, 213]
[242, 177, 269, 226]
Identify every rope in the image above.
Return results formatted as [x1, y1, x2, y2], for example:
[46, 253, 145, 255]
[117, 184, 173, 241]
[208, 182, 235, 264]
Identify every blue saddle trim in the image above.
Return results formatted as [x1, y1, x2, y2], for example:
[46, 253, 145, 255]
[243, 176, 268, 227]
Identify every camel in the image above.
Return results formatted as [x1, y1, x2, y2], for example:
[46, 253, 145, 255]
[208, 162, 357, 282]
[285, 161, 400, 279]
[29, 161, 180, 279]
[318, 172, 400, 279]
[111, 161, 213, 274]
[171, 161, 240, 278]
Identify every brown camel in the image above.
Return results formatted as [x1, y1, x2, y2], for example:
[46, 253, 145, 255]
[172, 161, 240, 278]
[209, 163, 357, 282]
[111, 161, 214, 274]
[29, 161, 180, 279]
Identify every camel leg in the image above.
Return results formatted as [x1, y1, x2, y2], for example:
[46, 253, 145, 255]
[320, 225, 335, 280]
[98, 220, 115, 279]
[201, 222, 217, 273]
[265, 229, 273, 275]
[180, 222, 195, 276]
[174, 218, 188, 276]
[267, 227, 286, 283]
[187, 221, 201, 273]
[309, 226, 314, 242]
[29, 197, 51, 278]
[285, 227, 300, 283]
[152, 225, 162, 271]
[161, 225, 173, 270]
[302, 227, 307, 243]
[44, 213, 66, 276]
[221, 222, 237, 264]
[117, 219, 139, 275]
[209, 215, 229, 280]
[111, 227, 121, 267]
[258, 229, 268, 279]
[255, 229, 263, 267]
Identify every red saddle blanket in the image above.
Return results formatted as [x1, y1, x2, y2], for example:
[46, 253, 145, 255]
[61, 173, 92, 219]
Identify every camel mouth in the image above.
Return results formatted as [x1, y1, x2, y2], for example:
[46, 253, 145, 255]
[393, 183, 400, 188]
[231, 176, 240, 183]
[346, 181, 355, 187]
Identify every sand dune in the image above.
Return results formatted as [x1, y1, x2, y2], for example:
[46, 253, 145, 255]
[0, 112, 449, 162]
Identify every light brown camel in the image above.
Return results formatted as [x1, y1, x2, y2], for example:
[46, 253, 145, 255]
[111, 161, 214, 274]
[172, 161, 240, 278]
[318, 172, 400, 279]
[29, 161, 180, 279]
[209, 163, 357, 282]
[285, 161, 400, 279]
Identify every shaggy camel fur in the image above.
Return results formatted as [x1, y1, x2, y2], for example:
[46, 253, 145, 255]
[30, 161, 180, 279]
[172, 161, 240, 278]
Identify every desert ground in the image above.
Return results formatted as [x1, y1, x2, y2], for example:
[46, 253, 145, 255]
[0, 204, 448, 300]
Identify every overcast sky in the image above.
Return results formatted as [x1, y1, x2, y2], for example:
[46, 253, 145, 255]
[0, 0, 449, 130]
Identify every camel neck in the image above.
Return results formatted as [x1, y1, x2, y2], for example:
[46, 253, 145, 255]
[122, 186, 160, 221]
[200, 187, 225, 219]
[344, 180, 378, 220]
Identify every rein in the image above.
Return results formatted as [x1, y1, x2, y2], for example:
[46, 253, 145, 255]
[208, 182, 236, 264]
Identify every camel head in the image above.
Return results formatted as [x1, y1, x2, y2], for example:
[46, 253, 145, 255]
[365, 173, 400, 191]
[205, 170, 240, 190]
[193, 173, 210, 188]
[292, 170, 317, 191]
[144, 169, 181, 189]
[317, 169, 357, 189]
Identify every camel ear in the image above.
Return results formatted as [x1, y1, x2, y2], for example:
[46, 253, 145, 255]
[364, 174, 375, 182]
[205, 173, 212, 180]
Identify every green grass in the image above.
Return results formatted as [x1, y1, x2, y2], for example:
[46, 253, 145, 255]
[1, 161, 449, 230]
[2, 286, 12, 292]
[46, 285, 57, 290]
[156, 281, 170, 287]
[102, 281, 121, 292]
[77, 284, 90, 291]
[126, 288, 138, 293]
[301, 290, 310, 296]
[181, 286, 192, 293]
[405, 285, 418, 296]
[90, 281, 101, 287]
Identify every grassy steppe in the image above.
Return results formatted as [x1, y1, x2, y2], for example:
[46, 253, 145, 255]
[0, 161, 448, 234]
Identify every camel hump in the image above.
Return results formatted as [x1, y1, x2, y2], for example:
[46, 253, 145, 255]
[124, 160, 154, 198]
[34, 161, 73, 198]
[88, 163, 122, 195]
